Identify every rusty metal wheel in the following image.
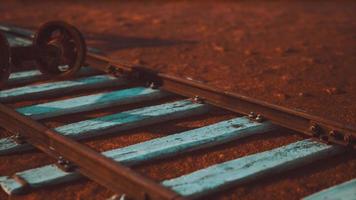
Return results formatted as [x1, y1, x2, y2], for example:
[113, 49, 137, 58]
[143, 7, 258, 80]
[34, 21, 86, 78]
[0, 33, 11, 88]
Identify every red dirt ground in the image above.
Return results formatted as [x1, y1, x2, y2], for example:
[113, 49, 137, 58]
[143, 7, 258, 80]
[0, 1, 355, 200]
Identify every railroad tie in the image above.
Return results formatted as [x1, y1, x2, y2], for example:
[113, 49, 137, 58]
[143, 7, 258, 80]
[0, 117, 274, 194]
[16, 87, 168, 120]
[6, 67, 99, 86]
[162, 139, 344, 198]
[0, 74, 122, 102]
[0, 100, 208, 155]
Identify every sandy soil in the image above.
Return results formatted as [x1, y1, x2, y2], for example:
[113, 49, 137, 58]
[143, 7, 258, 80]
[0, 1, 355, 200]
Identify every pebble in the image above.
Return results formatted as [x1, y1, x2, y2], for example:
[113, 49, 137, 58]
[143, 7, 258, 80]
[274, 92, 290, 100]
[298, 92, 309, 97]
[281, 75, 293, 82]
[197, 25, 207, 32]
[275, 47, 283, 54]
[152, 19, 163, 25]
[118, 21, 133, 28]
[323, 87, 344, 95]
[244, 49, 257, 56]
[218, 154, 225, 159]
[212, 43, 226, 52]
[133, 59, 146, 65]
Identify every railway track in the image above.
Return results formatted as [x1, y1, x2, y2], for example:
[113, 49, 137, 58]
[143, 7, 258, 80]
[0, 22, 355, 200]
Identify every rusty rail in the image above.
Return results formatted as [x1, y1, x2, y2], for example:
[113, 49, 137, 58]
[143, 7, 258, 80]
[84, 52, 355, 148]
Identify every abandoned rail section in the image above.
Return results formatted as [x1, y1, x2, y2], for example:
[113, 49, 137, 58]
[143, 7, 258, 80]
[2, 24, 354, 147]
[0, 24, 354, 200]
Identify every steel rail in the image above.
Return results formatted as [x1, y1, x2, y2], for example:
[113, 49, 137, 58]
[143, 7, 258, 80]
[85, 53, 355, 148]
[0, 103, 182, 200]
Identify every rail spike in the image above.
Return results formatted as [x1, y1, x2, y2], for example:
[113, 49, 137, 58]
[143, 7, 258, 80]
[248, 112, 264, 123]
[56, 156, 76, 172]
[10, 132, 26, 144]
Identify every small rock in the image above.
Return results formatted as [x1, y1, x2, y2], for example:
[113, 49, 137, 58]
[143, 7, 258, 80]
[131, 14, 146, 21]
[244, 49, 257, 56]
[212, 43, 226, 52]
[133, 59, 146, 65]
[275, 47, 283, 54]
[118, 21, 132, 28]
[303, 57, 323, 64]
[218, 154, 225, 159]
[197, 25, 207, 32]
[274, 92, 290, 100]
[298, 92, 309, 97]
[281, 75, 293, 82]
[152, 19, 163, 25]
[323, 87, 344, 95]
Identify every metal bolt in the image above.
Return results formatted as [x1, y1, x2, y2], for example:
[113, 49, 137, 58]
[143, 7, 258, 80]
[248, 112, 256, 119]
[255, 114, 264, 123]
[147, 82, 157, 89]
[63, 164, 72, 172]
[328, 130, 337, 137]
[13, 133, 21, 140]
[192, 95, 203, 103]
[57, 156, 66, 165]
[10, 133, 26, 144]
[309, 124, 320, 136]
[57, 156, 74, 172]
